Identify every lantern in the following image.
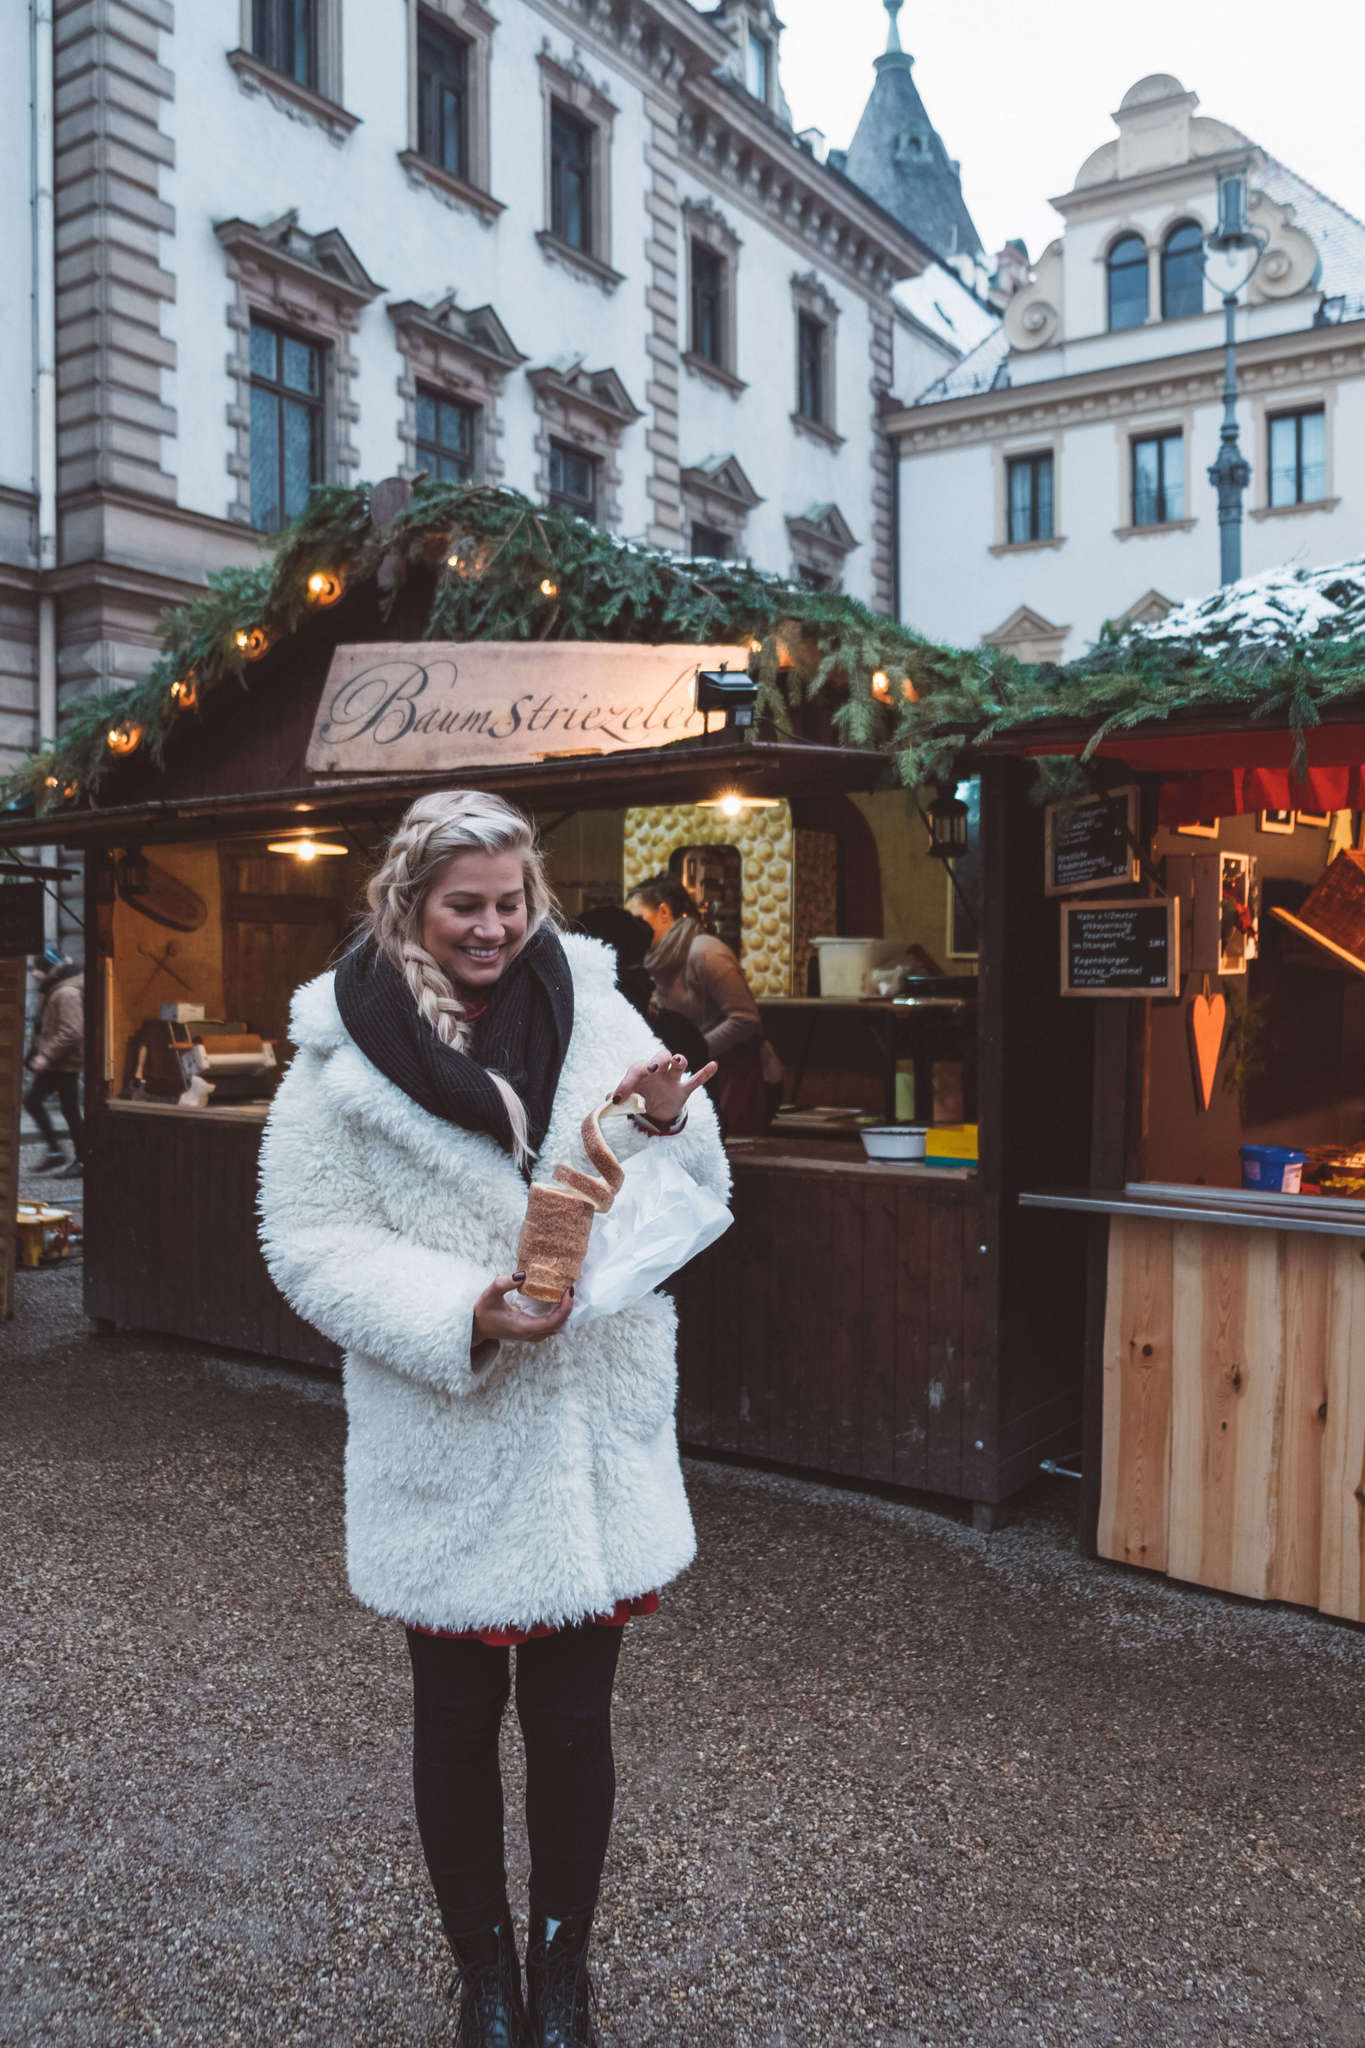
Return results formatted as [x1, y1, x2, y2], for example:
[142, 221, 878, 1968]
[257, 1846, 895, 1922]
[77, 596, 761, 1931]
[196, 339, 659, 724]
[927, 788, 970, 861]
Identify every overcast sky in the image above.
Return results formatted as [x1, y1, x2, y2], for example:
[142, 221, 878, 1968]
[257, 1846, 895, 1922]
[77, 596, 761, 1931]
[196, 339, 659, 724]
[770, 0, 1365, 263]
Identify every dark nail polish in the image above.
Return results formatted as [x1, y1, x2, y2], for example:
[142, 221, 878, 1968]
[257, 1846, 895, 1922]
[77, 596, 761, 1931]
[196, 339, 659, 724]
[612, 1093, 622, 1103]
[513, 1271, 526, 1284]
[647, 1061, 658, 1071]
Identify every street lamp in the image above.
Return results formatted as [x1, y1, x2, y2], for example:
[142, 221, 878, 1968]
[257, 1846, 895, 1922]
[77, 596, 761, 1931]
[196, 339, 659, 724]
[1202, 170, 1268, 585]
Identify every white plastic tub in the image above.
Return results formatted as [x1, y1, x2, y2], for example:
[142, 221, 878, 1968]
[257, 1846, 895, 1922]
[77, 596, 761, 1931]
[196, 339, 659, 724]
[859, 1125, 928, 1162]
[812, 937, 881, 999]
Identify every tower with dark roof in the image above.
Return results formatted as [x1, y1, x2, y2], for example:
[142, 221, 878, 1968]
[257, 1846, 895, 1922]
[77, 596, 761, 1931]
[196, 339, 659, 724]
[839, 0, 983, 263]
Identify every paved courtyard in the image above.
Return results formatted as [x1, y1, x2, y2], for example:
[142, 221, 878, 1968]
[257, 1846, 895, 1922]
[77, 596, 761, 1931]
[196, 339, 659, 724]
[2, 1212, 1363, 2047]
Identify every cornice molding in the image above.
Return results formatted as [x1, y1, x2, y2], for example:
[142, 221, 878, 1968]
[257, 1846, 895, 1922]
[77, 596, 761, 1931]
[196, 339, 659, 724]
[889, 322, 1365, 452]
[1051, 142, 1263, 220]
[225, 48, 361, 146]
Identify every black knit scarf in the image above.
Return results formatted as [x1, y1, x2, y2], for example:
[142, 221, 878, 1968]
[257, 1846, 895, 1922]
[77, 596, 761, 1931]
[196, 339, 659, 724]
[334, 925, 573, 1164]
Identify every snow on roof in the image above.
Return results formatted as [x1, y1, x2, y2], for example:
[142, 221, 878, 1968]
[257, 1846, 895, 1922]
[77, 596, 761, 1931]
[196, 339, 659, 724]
[913, 324, 1010, 404]
[1249, 152, 1365, 301]
[1121, 557, 1365, 652]
[894, 262, 999, 354]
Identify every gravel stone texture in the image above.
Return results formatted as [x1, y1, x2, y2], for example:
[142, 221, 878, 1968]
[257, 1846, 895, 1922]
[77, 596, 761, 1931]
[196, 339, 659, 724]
[3, 1199, 1363, 2048]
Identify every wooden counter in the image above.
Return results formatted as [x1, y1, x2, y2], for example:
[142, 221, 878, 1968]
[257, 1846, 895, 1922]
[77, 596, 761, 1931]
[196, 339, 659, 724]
[673, 1137, 991, 1502]
[1031, 1189, 1365, 1623]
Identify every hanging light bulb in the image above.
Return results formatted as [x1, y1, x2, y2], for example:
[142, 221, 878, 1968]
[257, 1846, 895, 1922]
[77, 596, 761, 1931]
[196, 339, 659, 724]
[106, 721, 144, 756]
[871, 670, 891, 701]
[306, 568, 344, 606]
[540, 577, 559, 598]
[265, 834, 347, 860]
[696, 792, 781, 815]
[234, 626, 270, 660]
[170, 673, 198, 710]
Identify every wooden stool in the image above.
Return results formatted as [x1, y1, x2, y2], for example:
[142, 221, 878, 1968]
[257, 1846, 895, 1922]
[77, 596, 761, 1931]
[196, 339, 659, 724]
[16, 1204, 72, 1269]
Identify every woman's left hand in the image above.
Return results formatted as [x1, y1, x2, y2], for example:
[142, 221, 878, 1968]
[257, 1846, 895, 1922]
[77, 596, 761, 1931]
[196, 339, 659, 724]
[611, 1052, 717, 1127]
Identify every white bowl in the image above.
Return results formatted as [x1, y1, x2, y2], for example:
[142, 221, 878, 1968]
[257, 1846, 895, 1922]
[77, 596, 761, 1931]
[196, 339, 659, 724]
[859, 1125, 927, 1162]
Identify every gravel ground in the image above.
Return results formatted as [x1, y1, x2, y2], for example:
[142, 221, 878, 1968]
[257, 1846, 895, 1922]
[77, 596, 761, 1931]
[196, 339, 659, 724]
[2, 1214, 1363, 2048]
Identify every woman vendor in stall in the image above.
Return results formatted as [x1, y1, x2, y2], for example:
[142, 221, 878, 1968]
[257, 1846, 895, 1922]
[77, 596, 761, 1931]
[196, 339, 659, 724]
[625, 874, 767, 1136]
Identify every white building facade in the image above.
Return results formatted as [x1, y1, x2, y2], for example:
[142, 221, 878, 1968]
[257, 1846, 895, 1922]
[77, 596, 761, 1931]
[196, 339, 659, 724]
[3, 0, 955, 805]
[888, 75, 1365, 662]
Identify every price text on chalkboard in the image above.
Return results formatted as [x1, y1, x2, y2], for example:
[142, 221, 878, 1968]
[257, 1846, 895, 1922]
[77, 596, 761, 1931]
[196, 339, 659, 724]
[1044, 786, 1140, 896]
[0, 879, 44, 958]
[1060, 897, 1180, 998]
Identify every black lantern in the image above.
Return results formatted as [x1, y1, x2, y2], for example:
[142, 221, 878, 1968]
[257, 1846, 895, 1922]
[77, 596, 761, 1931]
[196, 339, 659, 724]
[927, 789, 969, 861]
[693, 664, 758, 738]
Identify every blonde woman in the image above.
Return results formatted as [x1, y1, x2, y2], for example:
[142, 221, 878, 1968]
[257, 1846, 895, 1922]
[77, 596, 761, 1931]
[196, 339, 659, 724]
[258, 792, 725, 2048]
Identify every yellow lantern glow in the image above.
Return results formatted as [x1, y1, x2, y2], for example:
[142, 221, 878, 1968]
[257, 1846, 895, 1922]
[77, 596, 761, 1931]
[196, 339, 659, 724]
[234, 626, 270, 660]
[107, 721, 144, 756]
[871, 670, 891, 701]
[170, 673, 198, 710]
[265, 835, 348, 861]
[306, 568, 344, 606]
[539, 578, 559, 598]
[44, 775, 58, 789]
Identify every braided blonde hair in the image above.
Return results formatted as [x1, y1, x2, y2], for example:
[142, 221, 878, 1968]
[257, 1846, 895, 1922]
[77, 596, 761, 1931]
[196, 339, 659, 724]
[355, 790, 558, 1164]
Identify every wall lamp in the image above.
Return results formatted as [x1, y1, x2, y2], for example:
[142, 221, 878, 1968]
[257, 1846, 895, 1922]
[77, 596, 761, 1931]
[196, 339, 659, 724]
[693, 665, 758, 738]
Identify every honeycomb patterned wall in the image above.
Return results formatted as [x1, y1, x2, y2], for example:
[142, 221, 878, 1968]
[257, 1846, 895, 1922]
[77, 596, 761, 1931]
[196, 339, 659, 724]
[622, 802, 794, 996]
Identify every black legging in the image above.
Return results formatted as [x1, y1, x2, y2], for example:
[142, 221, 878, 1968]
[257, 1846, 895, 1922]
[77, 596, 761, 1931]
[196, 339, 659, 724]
[24, 1071, 83, 1159]
[406, 1620, 624, 1941]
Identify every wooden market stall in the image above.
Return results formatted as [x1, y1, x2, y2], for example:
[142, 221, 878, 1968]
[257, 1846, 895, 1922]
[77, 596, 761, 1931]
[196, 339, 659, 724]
[985, 659, 1365, 1623]
[0, 484, 1098, 1527]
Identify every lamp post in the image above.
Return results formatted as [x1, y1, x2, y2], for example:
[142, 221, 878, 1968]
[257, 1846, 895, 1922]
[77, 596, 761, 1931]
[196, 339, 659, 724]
[1203, 170, 1267, 586]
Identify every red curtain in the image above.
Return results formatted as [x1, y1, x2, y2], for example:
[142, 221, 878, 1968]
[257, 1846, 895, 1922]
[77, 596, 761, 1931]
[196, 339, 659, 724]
[1157, 765, 1365, 825]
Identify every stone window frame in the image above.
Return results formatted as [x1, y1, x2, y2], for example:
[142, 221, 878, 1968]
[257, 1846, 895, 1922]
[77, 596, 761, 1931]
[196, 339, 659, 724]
[526, 361, 642, 532]
[680, 455, 763, 561]
[535, 47, 623, 295]
[389, 295, 527, 488]
[228, 0, 359, 145]
[399, 0, 503, 228]
[790, 272, 843, 450]
[785, 502, 859, 592]
[989, 434, 1066, 556]
[215, 213, 382, 526]
[681, 198, 745, 394]
[1112, 408, 1198, 538]
[1249, 387, 1338, 518]
[983, 605, 1070, 665]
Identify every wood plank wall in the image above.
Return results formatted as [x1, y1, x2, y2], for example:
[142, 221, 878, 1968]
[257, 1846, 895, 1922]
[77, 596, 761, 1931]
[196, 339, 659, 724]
[674, 1163, 988, 1498]
[1098, 1213, 1364, 1623]
[0, 961, 25, 1320]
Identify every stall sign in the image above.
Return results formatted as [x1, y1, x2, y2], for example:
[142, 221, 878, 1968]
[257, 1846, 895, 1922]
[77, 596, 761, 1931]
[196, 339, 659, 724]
[0, 878, 44, 958]
[1060, 897, 1180, 998]
[1044, 786, 1140, 896]
[306, 642, 749, 775]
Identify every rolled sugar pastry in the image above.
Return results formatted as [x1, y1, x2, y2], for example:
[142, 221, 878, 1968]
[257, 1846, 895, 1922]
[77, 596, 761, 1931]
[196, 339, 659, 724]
[515, 1093, 644, 1303]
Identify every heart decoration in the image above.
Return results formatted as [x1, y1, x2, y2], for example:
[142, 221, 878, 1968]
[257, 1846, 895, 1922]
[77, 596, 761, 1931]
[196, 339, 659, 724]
[1189, 991, 1227, 1112]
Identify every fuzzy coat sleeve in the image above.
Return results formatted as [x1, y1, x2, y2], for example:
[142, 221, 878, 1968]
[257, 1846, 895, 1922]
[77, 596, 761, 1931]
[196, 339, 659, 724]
[257, 1053, 495, 1399]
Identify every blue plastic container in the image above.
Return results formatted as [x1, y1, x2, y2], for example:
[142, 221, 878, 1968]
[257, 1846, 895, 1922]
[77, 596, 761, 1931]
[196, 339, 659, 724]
[1240, 1144, 1306, 1194]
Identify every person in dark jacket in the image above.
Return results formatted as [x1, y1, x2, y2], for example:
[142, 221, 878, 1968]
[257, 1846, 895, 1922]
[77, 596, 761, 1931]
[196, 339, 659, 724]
[624, 875, 769, 1137]
[26, 948, 84, 1176]
[570, 906, 712, 1073]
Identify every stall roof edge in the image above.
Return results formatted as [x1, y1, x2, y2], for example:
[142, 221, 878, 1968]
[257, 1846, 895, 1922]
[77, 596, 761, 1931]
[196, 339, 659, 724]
[1, 740, 889, 848]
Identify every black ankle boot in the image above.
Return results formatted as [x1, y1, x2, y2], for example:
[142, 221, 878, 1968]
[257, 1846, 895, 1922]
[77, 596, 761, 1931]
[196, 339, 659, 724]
[447, 1904, 524, 2048]
[522, 1904, 600, 2047]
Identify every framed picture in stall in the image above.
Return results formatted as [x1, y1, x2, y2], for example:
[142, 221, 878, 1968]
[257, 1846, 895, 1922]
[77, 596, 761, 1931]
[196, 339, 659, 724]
[1295, 810, 1331, 828]
[1258, 810, 1295, 834]
[1175, 819, 1220, 838]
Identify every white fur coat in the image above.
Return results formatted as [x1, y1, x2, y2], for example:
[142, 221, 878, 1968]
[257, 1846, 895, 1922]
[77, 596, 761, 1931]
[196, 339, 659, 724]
[257, 934, 730, 1634]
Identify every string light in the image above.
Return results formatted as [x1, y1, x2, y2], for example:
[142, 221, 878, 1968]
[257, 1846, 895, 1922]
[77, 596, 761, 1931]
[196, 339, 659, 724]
[305, 568, 344, 606]
[540, 577, 559, 598]
[748, 638, 763, 655]
[44, 776, 58, 789]
[901, 675, 918, 703]
[446, 551, 465, 572]
[106, 721, 144, 756]
[234, 626, 270, 660]
[871, 670, 891, 701]
[170, 673, 198, 710]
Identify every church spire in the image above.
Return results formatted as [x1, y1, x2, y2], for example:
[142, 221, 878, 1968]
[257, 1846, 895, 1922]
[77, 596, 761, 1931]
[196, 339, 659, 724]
[839, 2, 983, 263]
[877, 0, 912, 73]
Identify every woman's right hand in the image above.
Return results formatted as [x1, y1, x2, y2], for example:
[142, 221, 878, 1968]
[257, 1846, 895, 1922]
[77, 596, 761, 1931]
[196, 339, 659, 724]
[472, 1272, 573, 1353]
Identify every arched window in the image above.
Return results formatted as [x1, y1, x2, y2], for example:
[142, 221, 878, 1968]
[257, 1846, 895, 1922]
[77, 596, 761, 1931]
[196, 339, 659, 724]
[1161, 221, 1204, 320]
[1107, 233, 1148, 331]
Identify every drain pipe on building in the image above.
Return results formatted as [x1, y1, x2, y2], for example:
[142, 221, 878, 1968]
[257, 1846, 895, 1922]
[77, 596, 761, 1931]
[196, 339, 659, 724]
[30, 0, 58, 952]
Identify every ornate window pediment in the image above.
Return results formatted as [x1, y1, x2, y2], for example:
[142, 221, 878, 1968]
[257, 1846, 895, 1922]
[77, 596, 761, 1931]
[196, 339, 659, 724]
[526, 359, 642, 434]
[1119, 588, 1176, 627]
[526, 358, 642, 530]
[786, 502, 860, 588]
[388, 293, 525, 376]
[389, 293, 526, 486]
[214, 210, 384, 310]
[681, 454, 763, 514]
[984, 605, 1070, 663]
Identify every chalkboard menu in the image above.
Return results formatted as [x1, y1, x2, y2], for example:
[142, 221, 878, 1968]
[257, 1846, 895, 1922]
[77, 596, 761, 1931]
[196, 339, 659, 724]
[1060, 897, 1179, 998]
[0, 878, 44, 958]
[1044, 786, 1140, 896]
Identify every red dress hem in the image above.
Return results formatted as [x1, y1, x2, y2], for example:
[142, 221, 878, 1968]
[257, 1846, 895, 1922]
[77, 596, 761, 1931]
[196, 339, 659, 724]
[410, 1590, 660, 1648]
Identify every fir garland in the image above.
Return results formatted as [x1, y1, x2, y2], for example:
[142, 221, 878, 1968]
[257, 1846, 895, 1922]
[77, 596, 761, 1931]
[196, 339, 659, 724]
[11, 482, 1365, 819]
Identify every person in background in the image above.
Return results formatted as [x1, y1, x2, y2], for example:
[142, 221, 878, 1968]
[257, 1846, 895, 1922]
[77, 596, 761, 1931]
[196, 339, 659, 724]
[624, 875, 769, 1137]
[571, 905, 712, 1078]
[25, 948, 84, 1179]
